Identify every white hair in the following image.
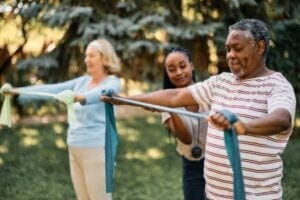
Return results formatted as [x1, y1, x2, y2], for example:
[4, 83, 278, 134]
[87, 39, 121, 74]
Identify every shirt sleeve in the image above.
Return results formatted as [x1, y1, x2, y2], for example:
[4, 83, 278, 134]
[18, 77, 83, 104]
[188, 75, 217, 111]
[268, 76, 296, 132]
[84, 76, 121, 105]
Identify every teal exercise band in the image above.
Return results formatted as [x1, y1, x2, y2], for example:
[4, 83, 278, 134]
[220, 109, 246, 200]
[103, 90, 119, 193]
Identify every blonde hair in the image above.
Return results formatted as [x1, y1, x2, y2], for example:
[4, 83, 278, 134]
[87, 38, 121, 74]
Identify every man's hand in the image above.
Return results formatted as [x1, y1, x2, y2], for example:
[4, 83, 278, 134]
[208, 112, 246, 135]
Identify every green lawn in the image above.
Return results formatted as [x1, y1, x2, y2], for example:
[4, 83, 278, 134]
[0, 116, 299, 200]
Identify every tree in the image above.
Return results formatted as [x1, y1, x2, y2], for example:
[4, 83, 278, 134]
[0, 0, 299, 100]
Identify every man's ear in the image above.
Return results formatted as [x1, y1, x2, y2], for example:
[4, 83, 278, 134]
[257, 40, 266, 56]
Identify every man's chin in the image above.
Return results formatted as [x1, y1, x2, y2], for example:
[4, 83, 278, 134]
[233, 72, 248, 80]
[230, 70, 245, 79]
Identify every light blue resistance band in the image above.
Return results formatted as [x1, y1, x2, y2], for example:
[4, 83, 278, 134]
[220, 109, 246, 200]
[103, 90, 119, 193]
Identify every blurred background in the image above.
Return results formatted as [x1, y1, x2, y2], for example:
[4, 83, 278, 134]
[1, 0, 299, 96]
[0, 0, 299, 199]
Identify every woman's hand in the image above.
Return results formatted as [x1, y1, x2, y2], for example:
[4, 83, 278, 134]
[100, 89, 124, 105]
[100, 94, 124, 105]
[0, 84, 18, 96]
[74, 94, 86, 104]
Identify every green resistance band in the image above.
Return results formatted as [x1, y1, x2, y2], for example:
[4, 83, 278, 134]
[0, 83, 77, 127]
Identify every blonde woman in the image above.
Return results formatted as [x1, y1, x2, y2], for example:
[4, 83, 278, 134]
[17, 38, 121, 200]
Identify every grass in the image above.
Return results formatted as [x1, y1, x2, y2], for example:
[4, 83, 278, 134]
[0, 115, 299, 200]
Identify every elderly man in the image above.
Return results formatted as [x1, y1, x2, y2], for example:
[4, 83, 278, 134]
[102, 19, 296, 199]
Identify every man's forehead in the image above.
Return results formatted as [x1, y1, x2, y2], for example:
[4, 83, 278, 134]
[226, 30, 253, 45]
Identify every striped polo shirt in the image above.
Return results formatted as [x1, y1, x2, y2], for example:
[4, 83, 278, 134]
[189, 72, 296, 200]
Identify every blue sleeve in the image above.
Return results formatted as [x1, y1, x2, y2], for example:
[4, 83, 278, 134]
[84, 76, 121, 105]
[18, 76, 85, 104]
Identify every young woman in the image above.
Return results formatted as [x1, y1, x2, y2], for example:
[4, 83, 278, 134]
[162, 47, 208, 200]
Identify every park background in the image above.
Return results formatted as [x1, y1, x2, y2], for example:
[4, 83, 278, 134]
[0, 0, 299, 199]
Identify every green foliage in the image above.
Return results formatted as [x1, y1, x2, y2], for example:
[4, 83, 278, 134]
[19, 1, 42, 19]
[268, 20, 300, 92]
[282, 137, 300, 199]
[18, 54, 59, 70]
[0, 0, 299, 100]
[114, 116, 182, 199]
[43, 6, 93, 27]
[0, 116, 183, 200]
[0, 123, 75, 200]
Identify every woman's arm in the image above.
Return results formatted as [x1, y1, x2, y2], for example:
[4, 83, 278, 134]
[75, 76, 121, 105]
[101, 87, 198, 108]
[164, 113, 192, 144]
[17, 77, 84, 104]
